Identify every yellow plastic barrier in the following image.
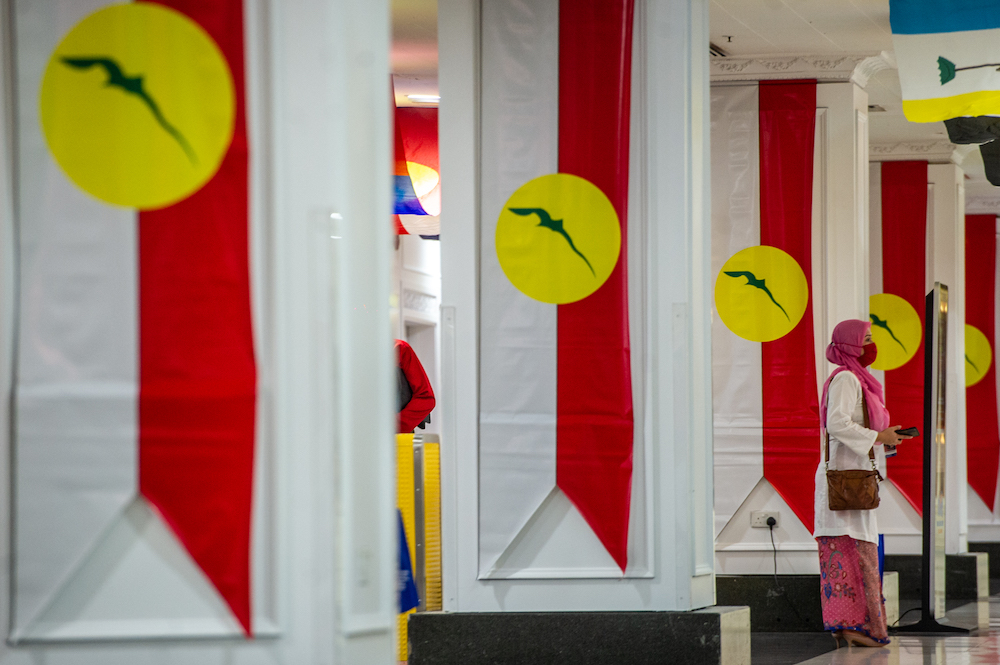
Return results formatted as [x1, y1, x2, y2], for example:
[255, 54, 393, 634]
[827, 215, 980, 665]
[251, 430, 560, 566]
[396, 434, 443, 661]
[396, 434, 416, 662]
[422, 441, 442, 611]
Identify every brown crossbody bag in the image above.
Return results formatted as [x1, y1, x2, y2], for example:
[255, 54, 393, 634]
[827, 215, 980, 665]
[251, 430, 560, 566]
[826, 394, 883, 511]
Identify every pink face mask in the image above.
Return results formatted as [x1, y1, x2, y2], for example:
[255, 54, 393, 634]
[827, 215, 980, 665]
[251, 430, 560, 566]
[859, 343, 878, 368]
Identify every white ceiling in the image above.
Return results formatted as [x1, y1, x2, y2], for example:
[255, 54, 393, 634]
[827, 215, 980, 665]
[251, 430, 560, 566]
[710, 0, 929, 143]
[391, 0, 438, 107]
[390, 0, 996, 196]
[711, 0, 893, 54]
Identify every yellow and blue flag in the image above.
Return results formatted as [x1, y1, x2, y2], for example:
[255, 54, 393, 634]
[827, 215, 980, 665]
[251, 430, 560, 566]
[891, 0, 1000, 122]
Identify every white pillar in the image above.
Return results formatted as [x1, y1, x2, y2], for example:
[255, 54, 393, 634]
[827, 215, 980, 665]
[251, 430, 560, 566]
[708, 56, 886, 575]
[0, 0, 396, 662]
[815, 81, 870, 338]
[651, 0, 716, 610]
[813, 81, 870, 388]
[439, 0, 714, 611]
[928, 163, 969, 554]
[437, 0, 479, 611]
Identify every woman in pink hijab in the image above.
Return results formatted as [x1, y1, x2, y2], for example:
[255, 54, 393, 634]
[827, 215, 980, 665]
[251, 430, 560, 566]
[814, 319, 913, 648]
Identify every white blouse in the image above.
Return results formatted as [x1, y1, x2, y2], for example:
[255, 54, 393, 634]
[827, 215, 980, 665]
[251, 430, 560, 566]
[813, 371, 886, 544]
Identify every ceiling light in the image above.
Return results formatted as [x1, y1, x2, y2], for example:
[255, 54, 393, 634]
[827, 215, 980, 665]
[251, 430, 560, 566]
[407, 94, 440, 104]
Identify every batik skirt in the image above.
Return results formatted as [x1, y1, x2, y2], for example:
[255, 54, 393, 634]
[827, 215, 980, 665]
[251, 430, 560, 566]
[816, 535, 889, 643]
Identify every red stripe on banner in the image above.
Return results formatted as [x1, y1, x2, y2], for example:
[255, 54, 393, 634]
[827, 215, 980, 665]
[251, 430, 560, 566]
[139, 0, 254, 635]
[759, 81, 820, 532]
[966, 214, 999, 510]
[881, 161, 927, 515]
[396, 107, 439, 174]
[556, 0, 634, 571]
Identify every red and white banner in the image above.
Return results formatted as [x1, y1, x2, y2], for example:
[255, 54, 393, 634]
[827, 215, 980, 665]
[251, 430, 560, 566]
[869, 161, 928, 514]
[965, 214, 1000, 511]
[478, 0, 637, 575]
[13, 0, 255, 638]
[711, 81, 820, 536]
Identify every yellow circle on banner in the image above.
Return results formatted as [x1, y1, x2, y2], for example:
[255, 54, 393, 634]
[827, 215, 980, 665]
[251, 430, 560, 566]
[496, 173, 621, 304]
[715, 245, 808, 342]
[39, 3, 235, 210]
[868, 293, 922, 371]
[965, 324, 992, 387]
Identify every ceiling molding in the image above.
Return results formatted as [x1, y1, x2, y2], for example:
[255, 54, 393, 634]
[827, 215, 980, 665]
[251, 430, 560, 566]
[965, 196, 1000, 214]
[869, 140, 965, 164]
[710, 51, 894, 87]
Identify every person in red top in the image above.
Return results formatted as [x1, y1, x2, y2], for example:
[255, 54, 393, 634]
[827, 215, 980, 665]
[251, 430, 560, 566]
[396, 339, 435, 433]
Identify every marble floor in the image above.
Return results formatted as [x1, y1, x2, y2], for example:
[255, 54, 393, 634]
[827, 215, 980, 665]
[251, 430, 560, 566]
[763, 596, 1000, 664]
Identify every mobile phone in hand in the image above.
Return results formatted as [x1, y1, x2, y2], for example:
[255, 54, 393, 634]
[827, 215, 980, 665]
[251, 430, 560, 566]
[896, 427, 919, 437]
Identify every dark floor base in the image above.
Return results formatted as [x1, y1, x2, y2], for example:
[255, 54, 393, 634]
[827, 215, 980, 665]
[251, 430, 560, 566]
[715, 575, 823, 632]
[884, 553, 988, 600]
[408, 608, 749, 665]
[751, 632, 836, 665]
[969, 543, 1000, 580]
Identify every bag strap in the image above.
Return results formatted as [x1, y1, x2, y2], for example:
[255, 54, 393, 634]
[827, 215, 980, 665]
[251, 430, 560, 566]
[825, 389, 877, 471]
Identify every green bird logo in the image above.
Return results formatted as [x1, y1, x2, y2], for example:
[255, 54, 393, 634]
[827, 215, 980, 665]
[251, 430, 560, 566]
[724, 270, 788, 320]
[869, 313, 906, 352]
[967, 354, 980, 374]
[937, 56, 1000, 85]
[61, 56, 197, 164]
[508, 207, 595, 276]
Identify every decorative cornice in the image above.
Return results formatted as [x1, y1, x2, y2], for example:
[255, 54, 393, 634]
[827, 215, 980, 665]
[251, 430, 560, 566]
[965, 196, 1000, 214]
[869, 140, 965, 164]
[853, 51, 896, 87]
[710, 51, 894, 87]
[402, 289, 437, 315]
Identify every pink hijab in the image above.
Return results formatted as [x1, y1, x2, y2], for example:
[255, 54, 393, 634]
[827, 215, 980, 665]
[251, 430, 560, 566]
[820, 319, 890, 432]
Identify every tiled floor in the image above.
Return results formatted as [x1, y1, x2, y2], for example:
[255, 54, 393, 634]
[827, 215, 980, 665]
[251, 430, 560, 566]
[754, 596, 1000, 664]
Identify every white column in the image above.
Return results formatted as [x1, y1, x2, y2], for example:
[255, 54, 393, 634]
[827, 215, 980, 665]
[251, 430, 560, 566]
[814, 81, 870, 383]
[0, 0, 396, 661]
[928, 163, 969, 554]
[244, 0, 402, 659]
[0, 0, 14, 642]
[650, 0, 716, 610]
[710, 64, 881, 575]
[439, 0, 714, 611]
[437, 0, 480, 611]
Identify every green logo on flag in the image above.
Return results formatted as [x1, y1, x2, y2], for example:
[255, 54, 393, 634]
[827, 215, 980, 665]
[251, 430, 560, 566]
[61, 57, 197, 164]
[870, 313, 906, 352]
[937, 55, 1000, 85]
[967, 354, 979, 373]
[723, 270, 789, 320]
[966, 324, 993, 386]
[508, 207, 595, 276]
[39, 3, 235, 210]
[715, 246, 808, 343]
[495, 173, 621, 305]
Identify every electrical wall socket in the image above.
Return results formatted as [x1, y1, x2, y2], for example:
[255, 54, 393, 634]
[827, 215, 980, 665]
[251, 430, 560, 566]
[750, 511, 780, 528]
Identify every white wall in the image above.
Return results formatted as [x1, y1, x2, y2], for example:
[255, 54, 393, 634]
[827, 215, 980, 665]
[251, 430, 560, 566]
[0, 0, 396, 662]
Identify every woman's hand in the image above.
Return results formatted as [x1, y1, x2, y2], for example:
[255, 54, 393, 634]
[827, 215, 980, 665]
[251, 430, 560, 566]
[876, 426, 913, 446]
